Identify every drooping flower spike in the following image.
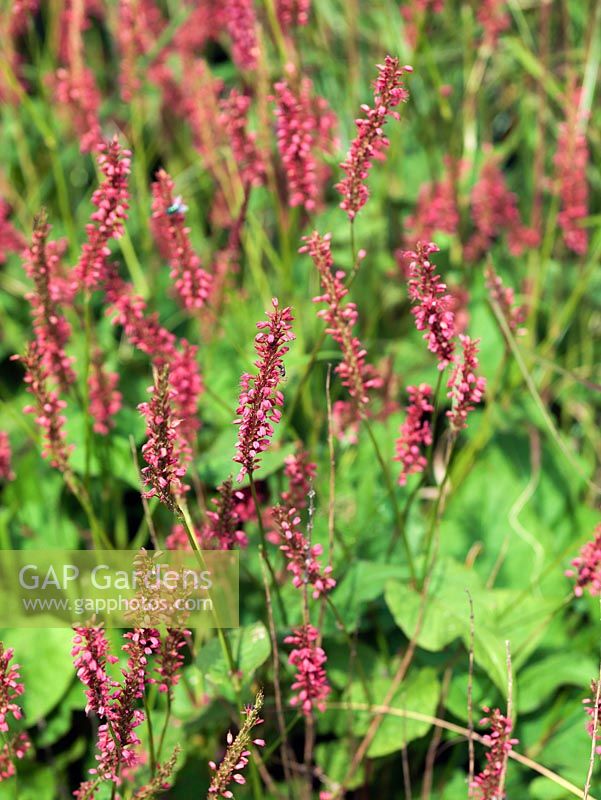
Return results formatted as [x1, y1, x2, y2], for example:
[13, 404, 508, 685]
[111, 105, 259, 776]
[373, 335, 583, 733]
[233, 298, 295, 481]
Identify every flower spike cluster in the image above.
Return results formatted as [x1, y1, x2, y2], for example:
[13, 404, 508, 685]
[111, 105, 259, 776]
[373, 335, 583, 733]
[272, 505, 336, 598]
[233, 298, 295, 481]
[151, 170, 213, 310]
[208, 689, 265, 798]
[446, 336, 486, 432]
[336, 56, 412, 219]
[405, 241, 456, 368]
[138, 365, 188, 511]
[302, 231, 376, 405]
[285, 624, 330, 715]
[74, 138, 131, 290]
[394, 384, 434, 485]
[471, 708, 518, 799]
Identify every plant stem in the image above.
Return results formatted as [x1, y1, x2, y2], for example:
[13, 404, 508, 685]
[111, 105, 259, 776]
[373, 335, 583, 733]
[363, 418, 417, 585]
[143, 690, 157, 777]
[249, 475, 288, 625]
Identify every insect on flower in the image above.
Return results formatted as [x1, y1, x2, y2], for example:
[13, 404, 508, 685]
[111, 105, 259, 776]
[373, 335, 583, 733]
[167, 196, 188, 216]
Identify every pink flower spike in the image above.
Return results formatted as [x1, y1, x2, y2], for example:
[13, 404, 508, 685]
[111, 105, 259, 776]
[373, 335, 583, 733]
[74, 138, 131, 291]
[281, 448, 317, 510]
[446, 335, 486, 432]
[302, 231, 377, 405]
[16, 342, 73, 472]
[0, 644, 25, 734]
[222, 0, 259, 70]
[554, 84, 589, 255]
[208, 690, 264, 798]
[276, 0, 310, 27]
[484, 262, 526, 335]
[336, 56, 412, 219]
[566, 524, 601, 598]
[273, 77, 337, 213]
[23, 211, 75, 390]
[394, 384, 433, 485]
[404, 241, 456, 368]
[151, 170, 213, 311]
[138, 365, 188, 511]
[471, 707, 518, 799]
[88, 350, 122, 435]
[285, 624, 330, 716]
[272, 505, 336, 598]
[233, 299, 295, 481]
[72, 624, 118, 717]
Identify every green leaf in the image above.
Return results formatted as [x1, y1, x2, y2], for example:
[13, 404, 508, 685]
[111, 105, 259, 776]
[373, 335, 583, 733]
[0, 626, 75, 725]
[326, 560, 405, 633]
[517, 654, 596, 714]
[196, 622, 271, 690]
[0, 766, 57, 800]
[385, 558, 507, 694]
[349, 667, 440, 757]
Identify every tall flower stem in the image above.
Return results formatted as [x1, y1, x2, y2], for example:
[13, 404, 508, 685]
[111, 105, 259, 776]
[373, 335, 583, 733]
[363, 418, 417, 585]
[249, 476, 288, 625]
[177, 502, 241, 696]
[156, 693, 171, 763]
[143, 691, 157, 776]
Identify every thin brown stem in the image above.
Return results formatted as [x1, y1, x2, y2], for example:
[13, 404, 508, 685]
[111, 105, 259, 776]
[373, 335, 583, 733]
[259, 547, 295, 796]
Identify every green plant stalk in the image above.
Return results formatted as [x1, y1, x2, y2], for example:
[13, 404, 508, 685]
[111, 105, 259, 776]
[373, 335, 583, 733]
[143, 690, 157, 777]
[249, 476, 288, 625]
[363, 418, 417, 585]
[177, 502, 241, 696]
